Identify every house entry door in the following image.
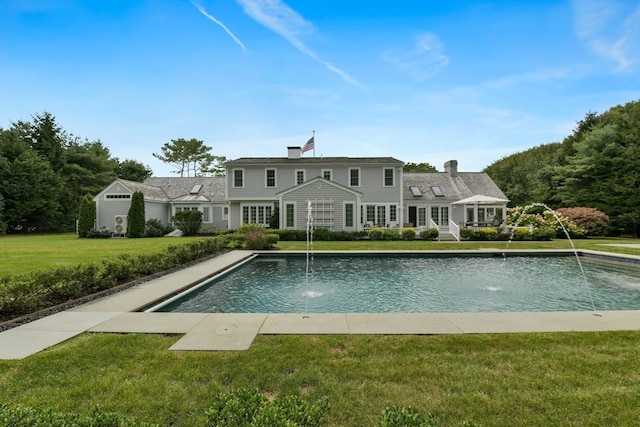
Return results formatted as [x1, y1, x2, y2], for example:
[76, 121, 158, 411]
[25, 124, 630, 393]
[431, 206, 449, 228]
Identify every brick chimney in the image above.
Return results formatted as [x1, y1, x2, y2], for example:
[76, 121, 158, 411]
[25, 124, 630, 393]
[287, 146, 301, 159]
[444, 160, 458, 176]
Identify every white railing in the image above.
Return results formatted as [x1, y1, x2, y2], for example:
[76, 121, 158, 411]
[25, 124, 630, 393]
[448, 219, 460, 241]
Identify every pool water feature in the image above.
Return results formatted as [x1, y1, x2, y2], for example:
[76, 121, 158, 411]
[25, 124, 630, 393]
[150, 253, 640, 314]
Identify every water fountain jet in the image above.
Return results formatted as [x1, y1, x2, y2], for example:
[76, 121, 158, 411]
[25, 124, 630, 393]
[504, 203, 599, 314]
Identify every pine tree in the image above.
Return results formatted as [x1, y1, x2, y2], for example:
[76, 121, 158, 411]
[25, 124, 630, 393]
[127, 191, 146, 238]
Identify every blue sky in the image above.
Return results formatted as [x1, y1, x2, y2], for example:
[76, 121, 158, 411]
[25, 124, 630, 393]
[1, 0, 639, 176]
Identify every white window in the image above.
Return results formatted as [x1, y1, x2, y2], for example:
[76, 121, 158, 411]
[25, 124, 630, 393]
[384, 168, 394, 187]
[418, 207, 427, 226]
[344, 202, 354, 228]
[322, 169, 332, 180]
[202, 207, 210, 222]
[285, 202, 295, 228]
[222, 206, 229, 220]
[266, 169, 276, 188]
[241, 204, 273, 226]
[233, 169, 244, 188]
[349, 168, 360, 187]
[296, 169, 305, 185]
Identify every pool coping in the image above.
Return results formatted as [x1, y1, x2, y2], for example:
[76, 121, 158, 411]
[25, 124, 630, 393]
[1, 249, 639, 359]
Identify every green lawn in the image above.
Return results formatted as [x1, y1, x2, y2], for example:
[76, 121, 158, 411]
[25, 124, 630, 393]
[0, 332, 638, 426]
[1, 233, 638, 277]
[0, 234, 205, 276]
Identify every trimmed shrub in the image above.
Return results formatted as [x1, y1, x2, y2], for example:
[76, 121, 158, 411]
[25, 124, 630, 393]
[77, 194, 95, 238]
[419, 228, 439, 240]
[460, 228, 472, 240]
[382, 228, 401, 240]
[172, 210, 203, 236]
[127, 191, 146, 238]
[368, 227, 384, 240]
[144, 218, 174, 237]
[0, 402, 159, 427]
[272, 229, 307, 241]
[86, 228, 111, 238]
[401, 228, 416, 240]
[205, 388, 328, 427]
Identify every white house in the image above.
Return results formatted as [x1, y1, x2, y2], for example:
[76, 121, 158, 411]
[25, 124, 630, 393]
[93, 147, 508, 240]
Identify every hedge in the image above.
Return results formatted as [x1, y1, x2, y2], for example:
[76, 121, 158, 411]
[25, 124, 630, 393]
[0, 237, 227, 322]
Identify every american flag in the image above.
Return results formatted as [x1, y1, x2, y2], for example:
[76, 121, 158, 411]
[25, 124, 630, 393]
[301, 135, 314, 153]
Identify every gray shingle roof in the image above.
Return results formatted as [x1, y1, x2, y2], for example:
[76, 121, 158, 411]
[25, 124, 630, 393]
[116, 179, 168, 201]
[144, 176, 226, 203]
[403, 172, 508, 202]
[225, 157, 404, 166]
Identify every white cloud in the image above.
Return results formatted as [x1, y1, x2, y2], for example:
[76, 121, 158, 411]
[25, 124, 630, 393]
[382, 32, 449, 81]
[236, 0, 364, 89]
[191, 1, 247, 51]
[572, 0, 640, 72]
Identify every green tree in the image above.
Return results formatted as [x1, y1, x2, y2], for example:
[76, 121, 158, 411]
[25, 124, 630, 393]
[127, 191, 146, 238]
[29, 112, 66, 173]
[153, 138, 225, 176]
[0, 128, 63, 233]
[403, 162, 437, 172]
[62, 139, 119, 228]
[117, 159, 152, 182]
[77, 194, 96, 237]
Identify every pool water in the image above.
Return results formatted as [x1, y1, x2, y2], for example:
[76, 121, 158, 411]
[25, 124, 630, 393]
[154, 254, 640, 314]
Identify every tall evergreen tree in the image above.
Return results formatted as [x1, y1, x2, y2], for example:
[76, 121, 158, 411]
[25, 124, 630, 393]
[127, 191, 146, 238]
[0, 128, 63, 232]
[77, 194, 96, 237]
[29, 112, 66, 173]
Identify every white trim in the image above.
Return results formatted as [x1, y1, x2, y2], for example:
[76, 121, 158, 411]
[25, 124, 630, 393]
[349, 167, 361, 187]
[232, 168, 244, 188]
[344, 201, 355, 229]
[295, 169, 306, 185]
[284, 201, 296, 229]
[383, 167, 395, 187]
[265, 168, 277, 188]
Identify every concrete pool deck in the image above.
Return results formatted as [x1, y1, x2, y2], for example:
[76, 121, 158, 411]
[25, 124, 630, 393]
[1, 250, 639, 360]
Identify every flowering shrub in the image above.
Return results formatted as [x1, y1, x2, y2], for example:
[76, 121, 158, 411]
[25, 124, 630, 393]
[556, 207, 609, 236]
[506, 206, 585, 239]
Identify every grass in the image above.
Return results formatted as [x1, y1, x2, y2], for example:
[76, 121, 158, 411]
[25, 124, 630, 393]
[0, 332, 638, 426]
[1, 234, 638, 277]
[1, 233, 639, 425]
[0, 234, 205, 276]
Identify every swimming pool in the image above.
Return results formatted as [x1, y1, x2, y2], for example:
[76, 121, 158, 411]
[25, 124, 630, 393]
[150, 253, 640, 314]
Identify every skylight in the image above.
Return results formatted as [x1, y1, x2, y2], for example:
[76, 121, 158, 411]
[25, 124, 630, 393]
[410, 186, 422, 197]
[190, 184, 203, 194]
[431, 186, 444, 197]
